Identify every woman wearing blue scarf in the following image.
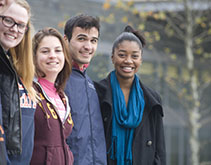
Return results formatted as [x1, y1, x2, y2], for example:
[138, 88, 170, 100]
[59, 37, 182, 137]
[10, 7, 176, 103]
[95, 25, 166, 165]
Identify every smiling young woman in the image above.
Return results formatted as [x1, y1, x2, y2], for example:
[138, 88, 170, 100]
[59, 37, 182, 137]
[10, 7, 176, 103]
[95, 25, 166, 165]
[31, 27, 73, 165]
[0, 0, 37, 164]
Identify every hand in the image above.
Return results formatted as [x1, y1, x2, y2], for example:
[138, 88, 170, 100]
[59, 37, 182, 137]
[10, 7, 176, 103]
[0, 0, 14, 14]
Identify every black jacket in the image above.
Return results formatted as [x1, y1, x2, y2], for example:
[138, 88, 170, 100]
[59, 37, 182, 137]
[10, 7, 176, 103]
[94, 74, 166, 165]
[0, 45, 22, 155]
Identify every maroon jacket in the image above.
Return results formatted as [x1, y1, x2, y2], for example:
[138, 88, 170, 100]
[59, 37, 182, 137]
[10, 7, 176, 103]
[31, 82, 74, 165]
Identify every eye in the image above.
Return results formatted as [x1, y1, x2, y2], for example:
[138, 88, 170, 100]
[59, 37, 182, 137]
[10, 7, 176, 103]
[91, 39, 98, 44]
[40, 50, 49, 54]
[132, 54, 140, 59]
[55, 49, 63, 53]
[4, 17, 14, 25]
[78, 37, 86, 41]
[118, 53, 126, 58]
[17, 23, 26, 30]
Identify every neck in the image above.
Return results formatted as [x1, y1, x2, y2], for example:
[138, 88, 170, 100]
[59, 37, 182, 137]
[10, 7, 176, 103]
[117, 75, 134, 90]
[0, 43, 8, 53]
[116, 75, 134, 106]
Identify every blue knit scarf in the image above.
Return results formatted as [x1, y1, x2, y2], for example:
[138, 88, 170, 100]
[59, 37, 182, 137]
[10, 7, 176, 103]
[110, 71, 145, 165]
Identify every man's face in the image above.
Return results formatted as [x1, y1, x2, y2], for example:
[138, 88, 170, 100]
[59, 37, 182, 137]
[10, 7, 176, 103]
[68, 27, 99, 69]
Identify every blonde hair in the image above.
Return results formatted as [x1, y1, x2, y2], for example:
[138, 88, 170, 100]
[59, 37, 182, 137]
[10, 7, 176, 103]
[9, 0, 36, 101]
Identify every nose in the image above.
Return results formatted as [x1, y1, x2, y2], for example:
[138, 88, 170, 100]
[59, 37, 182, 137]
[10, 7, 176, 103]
[124, 56, 133, 63]
[84, 41, 92, 50]
[10, 24, 18, 32]
[49, 51, 56, 58]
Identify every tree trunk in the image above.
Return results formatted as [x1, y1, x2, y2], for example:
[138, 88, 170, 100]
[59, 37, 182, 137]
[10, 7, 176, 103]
[185, 0, 200, 164]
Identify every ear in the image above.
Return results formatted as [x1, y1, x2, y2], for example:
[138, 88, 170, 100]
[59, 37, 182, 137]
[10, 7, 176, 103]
[111, 54, 114, 64]
[64, 35, 68, 42]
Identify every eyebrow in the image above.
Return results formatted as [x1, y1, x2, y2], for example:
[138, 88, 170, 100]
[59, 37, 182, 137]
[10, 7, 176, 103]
[1, 15, 27, 25]
[40, 46, 62, 49]
[77, 34, 98, 40]
[118, 50, 140, 53]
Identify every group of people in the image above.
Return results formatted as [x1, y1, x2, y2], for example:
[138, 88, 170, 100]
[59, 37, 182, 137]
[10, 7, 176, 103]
[0, 0, 166, 165]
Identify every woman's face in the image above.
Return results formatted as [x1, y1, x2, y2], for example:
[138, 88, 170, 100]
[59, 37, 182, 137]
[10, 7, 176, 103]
[36, 36, 65, 83]
[112, 40, 142, 81]
[0, 2, 28, 50]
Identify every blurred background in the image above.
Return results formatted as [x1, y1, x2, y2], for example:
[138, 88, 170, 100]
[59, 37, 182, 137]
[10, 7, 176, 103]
[27, 0, 211, 164]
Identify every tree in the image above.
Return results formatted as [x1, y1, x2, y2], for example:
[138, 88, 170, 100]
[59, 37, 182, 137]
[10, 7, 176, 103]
[101, 0, 211, 164]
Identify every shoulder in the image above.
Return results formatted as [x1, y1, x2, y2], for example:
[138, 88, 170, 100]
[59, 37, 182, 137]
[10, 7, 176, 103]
[142, 83, 162, 102]
[94, 74, 112, 104]
[141, 82, 164, 116]
[94, 74, 110, 93]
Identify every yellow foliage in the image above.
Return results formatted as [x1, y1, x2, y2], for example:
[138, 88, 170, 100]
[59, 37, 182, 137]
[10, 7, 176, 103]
[159, 12, 166, 20]
[101, 14, 115, 24]
[147, 11, 153, 16]
[166, 28, 174, 37]
[170, 54, 177, 60]
[127, 0, 134, 7]
[153, 31, 160, 41]
[200, 22, 206, 28]
[202, 71, 211, 83]
[164, 47, 171, 54]
[103, 2, 110, 10]
[195, 48, 203, 55]
[148, 38, 153, 43]
[195, 38, 202, 45]
[167, 66, 178, 79]
[116, 0, 124, 9]
[132, 8, 139, 15]
[195, 17, 201, 24]
[139, 12, 147, 19]
[58, 21, 65, 28]
[144, 31, 150, 37]
[121, 16, 128, 23]
[141, 63, 154, 75]
[195, 101, 200, 107]
[204, 52, 211, 59]
[153, 13, 159, 20]
[138, 24, 145, 31]
[148, 44, 153, 50]
[182, 69, 190, 82]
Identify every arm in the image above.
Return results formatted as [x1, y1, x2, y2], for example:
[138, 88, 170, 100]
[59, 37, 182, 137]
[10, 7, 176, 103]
[153, 105, 166, 165]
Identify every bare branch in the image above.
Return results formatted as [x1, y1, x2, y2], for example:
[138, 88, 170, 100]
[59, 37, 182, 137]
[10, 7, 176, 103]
[199, 116, 211, 128]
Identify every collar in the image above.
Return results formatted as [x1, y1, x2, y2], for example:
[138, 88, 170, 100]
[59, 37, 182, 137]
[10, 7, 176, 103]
[72, 61, 89, 72]
[95, 73, 163, 116]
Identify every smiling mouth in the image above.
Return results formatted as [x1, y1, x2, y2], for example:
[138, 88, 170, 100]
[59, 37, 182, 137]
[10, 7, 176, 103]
[5, 32, 17, 40]
[47, 62, 59, 65]
[121, 66, 134, 71]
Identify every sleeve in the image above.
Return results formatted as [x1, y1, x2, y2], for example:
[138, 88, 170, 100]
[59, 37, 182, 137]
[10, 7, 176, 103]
[0, 96, 8, 165]
[154, 105, 166, 165]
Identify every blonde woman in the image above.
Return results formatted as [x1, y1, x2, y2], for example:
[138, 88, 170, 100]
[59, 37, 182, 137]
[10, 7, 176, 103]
[0, 0, 36, 164]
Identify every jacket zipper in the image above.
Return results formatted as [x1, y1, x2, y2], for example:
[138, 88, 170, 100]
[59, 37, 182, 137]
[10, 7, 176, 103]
[35, 82, 69, 164]
[85, 77, 96, 164]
